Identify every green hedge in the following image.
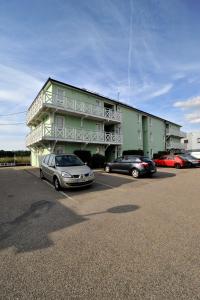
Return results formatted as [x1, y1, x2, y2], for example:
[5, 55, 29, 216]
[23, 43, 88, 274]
[91, 154, 105, 168]
[123, 149, 144, 156]
[0, 156, 30, 163]
[74, 150, 92, 164]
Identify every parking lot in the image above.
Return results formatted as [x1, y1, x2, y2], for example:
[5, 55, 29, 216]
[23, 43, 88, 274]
[0, 166, 200, 299]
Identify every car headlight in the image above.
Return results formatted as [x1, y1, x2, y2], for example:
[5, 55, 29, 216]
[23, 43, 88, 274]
[61, 171, 72, 178]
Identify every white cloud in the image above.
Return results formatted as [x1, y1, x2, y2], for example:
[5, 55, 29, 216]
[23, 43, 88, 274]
[0, 137, 27, 150]
[0, 64, 43, 105]
[147, 83, 173, 98]
[185, 111, 200, 124]
[174, 96, 200, 108]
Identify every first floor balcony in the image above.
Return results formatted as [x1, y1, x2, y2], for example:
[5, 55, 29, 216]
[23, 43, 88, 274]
[166, 128, 186, 138]
[166, 142, 185, 150]
[27, 91, 122, 125]
[26, 124, 123, 147]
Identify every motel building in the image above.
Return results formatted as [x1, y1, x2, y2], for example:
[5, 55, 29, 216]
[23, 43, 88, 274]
[26, 78, 186, 167]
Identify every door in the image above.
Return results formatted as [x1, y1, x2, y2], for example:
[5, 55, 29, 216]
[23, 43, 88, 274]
[45, 155, 55, 182]
[120, 157, 132, 173]
[165, 155, 175, 167]
[156, 156, 165, 166]
[42, 154, 50, 178]
[111, 157, 124, 171]
[55, 115, 64, 138]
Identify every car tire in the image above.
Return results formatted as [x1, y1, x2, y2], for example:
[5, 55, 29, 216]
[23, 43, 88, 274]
[40, 169, 44, 179]
[131, 168, 139, 178]
[54, 177, 61, 191]
[105, 166, 111, 173]
[175, 163, 181, 169]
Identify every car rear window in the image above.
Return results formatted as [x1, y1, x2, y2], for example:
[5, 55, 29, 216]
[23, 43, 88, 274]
[141, 157, 152, 163]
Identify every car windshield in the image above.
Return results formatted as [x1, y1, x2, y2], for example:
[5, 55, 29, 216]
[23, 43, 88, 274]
[55, 155, 84, 167]
[179, 154, 196, 160]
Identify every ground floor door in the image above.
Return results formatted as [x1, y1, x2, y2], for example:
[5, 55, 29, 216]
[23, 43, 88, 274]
[105, 145, 116, 162]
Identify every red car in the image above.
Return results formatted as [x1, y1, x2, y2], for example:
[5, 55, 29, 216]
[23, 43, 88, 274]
[154, 155, 189, 169]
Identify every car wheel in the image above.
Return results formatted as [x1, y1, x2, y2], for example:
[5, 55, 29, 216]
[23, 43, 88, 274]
[40, 169, 44, 179]
[54, 177, 61, 191]
[175, 163, 181, 169]
[131, 168, 139, 178]
[105, 166, 111, 173]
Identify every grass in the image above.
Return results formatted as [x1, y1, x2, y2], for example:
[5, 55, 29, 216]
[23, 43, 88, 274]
[0, 156, 30, 164]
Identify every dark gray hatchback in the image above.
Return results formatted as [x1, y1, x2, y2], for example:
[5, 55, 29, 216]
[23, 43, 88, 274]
[105, 155, 157, 178]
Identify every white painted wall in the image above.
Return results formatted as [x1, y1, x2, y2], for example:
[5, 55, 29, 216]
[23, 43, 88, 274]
[182, 131, 200, 150]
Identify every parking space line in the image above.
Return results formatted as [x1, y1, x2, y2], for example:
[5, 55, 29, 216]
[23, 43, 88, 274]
[42, 179, 74, 200]
[59, 190, 74, 200]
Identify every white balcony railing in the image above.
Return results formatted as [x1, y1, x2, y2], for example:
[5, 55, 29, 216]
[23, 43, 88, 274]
[26, 124, 123, 147]
[166, 129, 186, 138]
[166, 142, 185, 150]
[27, 91, 122, 124]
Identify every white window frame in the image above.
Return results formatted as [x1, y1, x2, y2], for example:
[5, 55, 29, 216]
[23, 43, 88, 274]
[55, 115, 64, 129]
[96, 123, 103, 132]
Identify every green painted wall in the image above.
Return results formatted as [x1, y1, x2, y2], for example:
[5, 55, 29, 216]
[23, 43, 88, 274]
[121, 107, 142, 151]
[148, 117, 165, 155]
[29, 81, 183, 166]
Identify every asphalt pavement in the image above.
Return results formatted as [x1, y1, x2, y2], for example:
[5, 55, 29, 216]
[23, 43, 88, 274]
[0, 166, 200, 299]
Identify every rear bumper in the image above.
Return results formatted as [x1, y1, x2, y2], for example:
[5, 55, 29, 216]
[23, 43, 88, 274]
[140, 168, 157, 175]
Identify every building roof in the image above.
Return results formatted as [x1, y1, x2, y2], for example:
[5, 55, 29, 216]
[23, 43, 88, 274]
[29, 77, 182, 127]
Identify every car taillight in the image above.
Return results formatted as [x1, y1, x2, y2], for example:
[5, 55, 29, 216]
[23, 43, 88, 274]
[141, 162, 149, 168]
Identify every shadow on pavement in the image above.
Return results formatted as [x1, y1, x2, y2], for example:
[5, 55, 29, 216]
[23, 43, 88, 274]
[84, 204, 140, 217]
[0, 166, 139, 253]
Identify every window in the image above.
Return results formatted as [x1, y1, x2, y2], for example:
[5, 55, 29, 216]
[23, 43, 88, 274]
[96, 100, 101, 106]
[96, 123, 102, 132]
[150, 132, 153, 142]
[48, 155, 55, 167]
[55, 146, 65, 154]
[114, 157, 122, 162]
[55, 116, 64, 129]
[43, 155, 50, 165]
[54, 87, 65, 104]
[197, 138, 200, 143]
[55, 155, 84, 167]
[184, 139, 188, 144]
[138, 130, 142, 140]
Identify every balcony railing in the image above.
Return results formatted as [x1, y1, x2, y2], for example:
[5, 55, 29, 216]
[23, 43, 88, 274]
[166, 142, 185, 150]
[166, 129, 186, 138]
[26, 124, 123, 147]
[27, 91, 122, 124]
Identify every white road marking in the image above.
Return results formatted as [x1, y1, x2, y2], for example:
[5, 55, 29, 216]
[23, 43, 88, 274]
[59, 190, 74, 200]
[43, 180, 54, 189]
[42, 179, 74, 200]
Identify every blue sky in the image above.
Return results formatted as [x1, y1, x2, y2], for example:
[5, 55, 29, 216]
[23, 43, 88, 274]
[0, 0, 200, 149]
